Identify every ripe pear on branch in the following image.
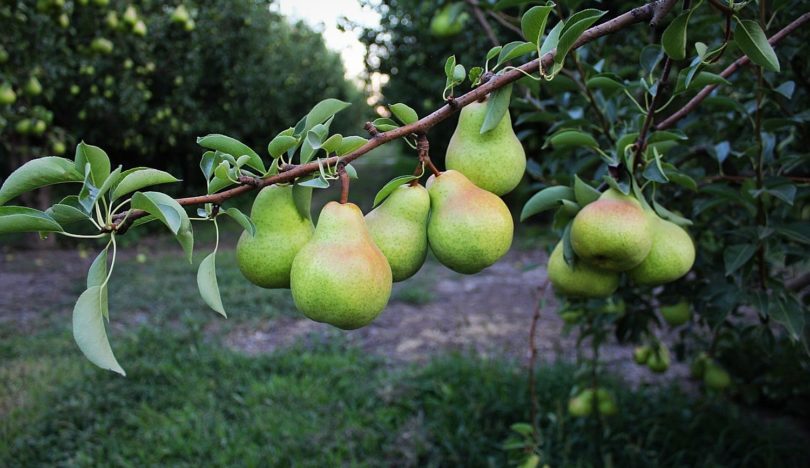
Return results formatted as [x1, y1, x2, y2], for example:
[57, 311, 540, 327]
[628, 214, 695, 286]
[547, 242, 618, 298]
[290, 201, 392, 330]
[426, 170, 513, 274]
[445, 99, 526, 196]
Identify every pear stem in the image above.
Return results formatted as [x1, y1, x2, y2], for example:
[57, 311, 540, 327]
[416, 134, 441, 177]
[338, 163, 350, 204]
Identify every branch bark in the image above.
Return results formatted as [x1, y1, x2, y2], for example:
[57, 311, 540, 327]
[656, 12, 810, 130]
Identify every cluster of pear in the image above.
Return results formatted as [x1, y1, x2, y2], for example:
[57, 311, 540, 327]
[690, 353, 732, 391]
[235, 98, 525, 330]
[567, 387, 618, 417]
[633, 344, 671, 373]
[548, 189, 696, 299]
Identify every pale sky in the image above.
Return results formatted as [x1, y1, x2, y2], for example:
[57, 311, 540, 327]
[273, 0, 381, 80]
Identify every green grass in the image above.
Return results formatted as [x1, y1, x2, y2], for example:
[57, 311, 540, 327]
[1, 327, 807, 467]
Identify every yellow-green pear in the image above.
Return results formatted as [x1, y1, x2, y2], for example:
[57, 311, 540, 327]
[236, 185, 314, 289]
[703, 361, 731, 390]
[429, 3, 469, 37]
[633, 346, 651, 365]
[365, 184, 430, 282]
[628, 215, 695, 285]
[547, 242, 618, 298]
[290, 202, 392, 330]
[426, 170, 513, 274]
[659, 299, 691, 326]
[445, 99, 526, 196]
[646, 346, 670, 373]
[570, 189, 653, 271]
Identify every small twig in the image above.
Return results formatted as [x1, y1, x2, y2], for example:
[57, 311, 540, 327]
[571, 53, 615, 144]
[656, 12, 810, 130]
[633, 57, 673, 164]
[486, 10, 523, 36]
[466, 0, 500, 47]
[338, 163, 350, 204]
[650, 0, 679, 30]
[527, 281, 548, 435]
[707, 0, 734, 15]
[363, 122, 380, 137]
[237, 175, 261, 186]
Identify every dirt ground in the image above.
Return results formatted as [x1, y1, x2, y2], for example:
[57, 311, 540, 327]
[0, 243, 688, 386]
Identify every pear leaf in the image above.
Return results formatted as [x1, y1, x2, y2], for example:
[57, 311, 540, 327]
[75, 142, 111, 187]
[267, 135, 298, 159]
[548, 130, 598, 149]
[0, 156, 83, 205]
[131, 191, 184, 234]
[224, 207, 255, 237]
[304, 99, 351, 133]
[0, 206, 63, 234]
[652, 200, 693, 227]
[561, 222, 576, 266]
[573, 175, 600, 206]
[539, 20, 563, 58]
[389, 103, 419, 125]
[292, 184, 313, 221]
[661, 11, 690, 60]
[196, 134, 265, 174]
[734, 18, 780, 72]
[110, 168, 179, 201]
[47, 198, 91, 226]
[521, 5, 554, 45]
[87, 247, 110, 320]
[336, 136, 368, 156]
[200, 151, 219, 180]
[372, 175, 420, 208]
[553, 9, 606, 70]
[320, 134, 344, 154]
[480, 83, 513, 134]
[298, 176, 330, 189]
[723, 243, 757, 276]
[72, 286, 125, 375]
[197, 252, 226, 317]
[520, 186, 575, 221]
[495, 41, 536, 69]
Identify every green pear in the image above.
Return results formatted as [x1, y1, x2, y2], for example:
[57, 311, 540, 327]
[628, 215, 695, 285]
[429, 3, 469, 37]
[547, 242, 618, 298]
[445, 99, 526, 196]
[595, 388, 618, 416]
[365, 184, 430, 282]
[133, 20, 147, 37]
[570, 189, 653, 271]
[426, 170, 513, 274]
[0, 84, 16, 105]
[290, 202, 392, 330]
[170, 4, 190, 24]
[633, 346, 651, 365]
[236, 185, 314, 289]
[568, 391, 593, 417]
[24, 77, 43, 96]
[659, 299, 691, 326]
[646, 346, 670, 373]
[690, 352, 709, 379]
[703, 361, 731, 390]
[91, 37, 114, 54]
[123, 5, 138, 25]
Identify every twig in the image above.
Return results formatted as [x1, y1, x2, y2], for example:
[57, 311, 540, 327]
[650, 0, 679, 30]
[338, 163, 350, 204]
[633, 57, 673, 164]
[527, 281, 548, 438]
[486, 10, 523, 36]
[656, 12, 810, 130]
[467, 0, 499, 47]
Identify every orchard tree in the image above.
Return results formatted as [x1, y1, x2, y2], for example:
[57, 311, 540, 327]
[1, 0, 809, 464]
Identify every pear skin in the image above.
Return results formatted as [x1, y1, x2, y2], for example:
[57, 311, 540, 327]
[445, 100, 526, 196]
[236, 185, 314, 288]
[365, 184, 430, 282]
[570, 189, 653, 271]
[547, 242, 619, 298]
[290, 202, 392, 330]
[628, 215, 695, 285]
[426, 170, 513, 274]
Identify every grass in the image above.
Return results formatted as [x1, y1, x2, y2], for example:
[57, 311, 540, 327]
[1, 325, 808, 467]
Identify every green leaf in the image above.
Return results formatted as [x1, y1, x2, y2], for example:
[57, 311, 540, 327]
[675, 70, 730, 93]
[372, 175, 419, 208]
[372, 118, 400, 133]
[320, 134, 344, 154]
[775, 223, 810, 244]
[298, 176, 330, 189]
[444, 55, 456, 78]
[389, 103, 419, 125]
[131, 192, 185, 234]
[573, 175, 600, 206]
[72, 286, 125, 375]
[771, 295, 804, 341]
[75, 142, 111, 187]
[723, 243, 757, 276]
[196, 134, 265, 174]
[110, 168, 179, 201]
[664, 169, 698, 191]
[481, 84, 513, 134]
[539, 20, 563, 58]
[336, 136, 368, 155]
[642, 148, 669, 183]
[267, 135, 298, 159]
[652, 200, 692, 227]
[304, 99, 351, 133]
[300, 124, 329, 164]
[344, 164, 359, 179]
[200, 151, 218, 180]
[453, 64, 466, 82]
[639, 45, 664, 76]
[548, 130, 598, 149]
[486, 46, 502, 63]
[197, 252, 226, 317]
[87, 247, 110, 320]
[468, 66, 484, 85]
[0, 156, 83, 205]
[774, 81, 795, 99]
[553, 9, 606, 69]
[47, 198, 90, 226]
[293, 184, 313, 221]
[521, 5, 554, 45]
[562, 221, 575, 266]
[0, 206, 63, 234]
[496, 41, 536, 69]
[734, 18, 780, 72]
[661, 11, 690, 60]
[586, 75, 625, 94]
[521, 186, 575, 221]
[224, 207, 255, 236]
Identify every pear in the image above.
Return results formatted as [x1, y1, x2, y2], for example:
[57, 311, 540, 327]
[365, 184, 430, 282]
[568, 391, 593, 417]
[570, 189, 653, 271]
[633, 346, 651, 365]
[659, 299, 691, 326]
[0, 84, 15, 105]
[445, 100, 526, 196]
[429, 3, 469, 37]
[547, 242, 618, 298]
[628, 215, 695, 285]
[646, 346, 670, 373]
[426, 170, 513, 274]
[236, 185, 314, 289]
[290, 202, 392, 330]
[703, 361, 731, 390]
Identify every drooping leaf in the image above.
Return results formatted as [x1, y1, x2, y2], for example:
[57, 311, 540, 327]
[652, 200, 692, 227]
[224, 207, 256, 236]
[0, 157, 83, 205]
[197, 252, 226, 317]
[131, 191, 187, 234]
[293, 184, 313, 221]
[372, 175, 420, 208]
[539, 20, 563, 58]
[481, 83, 513, 134]
[72, 286, 125, 375]
[771, 295, 805, 341]
[87, 247, 110, 320]
[734, 18, 780, 72]
[0, 206, 63, 234]
[573, 175, 600, 206]
[298, 176, 331, 189]
[199, 151, 219, 180]
[389, 103, 419, 125]
[521, 186, 575, 221]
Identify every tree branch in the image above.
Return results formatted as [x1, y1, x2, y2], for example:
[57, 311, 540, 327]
[656, 12, 810, 130]
[110, 1, 671, 231]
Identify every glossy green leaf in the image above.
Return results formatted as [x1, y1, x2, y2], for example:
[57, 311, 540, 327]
[293, 184, 313, 221]
[0, 206, 63, 234]
[548, 129, 598, 149]
[267, 135, 298, 159]
[131, 191, 186, 234]
[0, 156, 83, 205]
[47, 198, 90, 226]
[304, 99, 351, 134]
[554, 9, 606, 69]
[652, 200, 692, 227]
[196, 134, 265, 174]
[734, 18, 780, 72]
[75, 142, 111, 187]
[520, 186, 575, 221]
[586, 75, 625, 93]
[336, 136, 368, 155]
[320, 134, 344, 154]
[389, 103, 419, 125]
[539, 20, 563, 58]
[197, 252, 226, 317]
[573, 175, 600, 206]
[481, 83, 513, 134]
[87, 247, 110, 320]
[110, 168, 179, 201]
[453, 64, 466, 82]
[661, 11, 690, 60]
[298, 176, 330, 189]
[199, 151, 218, 180]
[72, 286, 125, 375]
[444, 55, 456, 78]
[224, 207, 255, 236]
[372, 175, 419, 208]
[521, 5, 554, 45]
[496, 41, 536, 69]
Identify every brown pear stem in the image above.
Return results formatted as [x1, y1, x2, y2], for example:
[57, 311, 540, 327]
[338, 163, 350, 204]
[416, 134, 441, 177]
